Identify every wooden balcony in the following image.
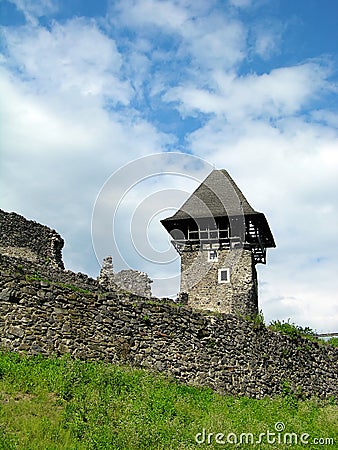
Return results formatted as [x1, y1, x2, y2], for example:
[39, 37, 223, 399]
[171, 235, 266, 264]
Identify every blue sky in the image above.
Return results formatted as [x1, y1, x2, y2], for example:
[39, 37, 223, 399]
[1, 0, 338, 331]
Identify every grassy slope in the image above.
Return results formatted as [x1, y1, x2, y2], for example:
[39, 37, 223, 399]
[0, 351, 337, 449]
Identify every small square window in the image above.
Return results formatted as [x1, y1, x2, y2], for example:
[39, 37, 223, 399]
[218, 268, 230, 283]
[208, 250, 218, 262]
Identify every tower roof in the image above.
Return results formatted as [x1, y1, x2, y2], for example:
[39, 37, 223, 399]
[161, 169, 275, 247]
[167, 169, 258, 220]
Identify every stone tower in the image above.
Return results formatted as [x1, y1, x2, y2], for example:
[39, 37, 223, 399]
[161, 169, 275, 316]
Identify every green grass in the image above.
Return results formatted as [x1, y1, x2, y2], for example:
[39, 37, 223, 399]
[0, 351, 337, 449]
[24, 273, 91, 294]
[327, 337, 338, 347]
[268, 319, 317, 339]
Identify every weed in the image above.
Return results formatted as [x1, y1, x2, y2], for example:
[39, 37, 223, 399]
[24, 273, 91, 295]
[55, 282, 91, 294]
[248, 310, 265, 330]
[269, 319, 317, 341]
[327, 337, 338, 348]
[25, 273, 45, 283]
[143, 315, 151, 324]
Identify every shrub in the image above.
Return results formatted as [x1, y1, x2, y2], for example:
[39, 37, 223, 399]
[269, 319, 316, 340]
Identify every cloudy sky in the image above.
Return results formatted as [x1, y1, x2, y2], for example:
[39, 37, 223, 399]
[1, 0, 338, 332]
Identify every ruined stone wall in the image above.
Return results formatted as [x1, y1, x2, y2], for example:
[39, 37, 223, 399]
[1, 260, 337, 400]
[113, 270, 152, 298]
[98, 256, 153, 298]
[0, 253, 101, 294]
[1, 210, 337, 399]
[181, 248, 258, 316]
[0, 209, 64, 269]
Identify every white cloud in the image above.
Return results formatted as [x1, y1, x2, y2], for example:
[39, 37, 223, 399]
[253, 26, 282, 59]
[165, 63, 331, 121]
[109, 0, 216, 31]
[311, 109, 338, 128]
[2, 18, 131, 103]
[116, 0, 189, 30]
[229, 0, 252, 8]
[182, 15, 246, 70]
[109, 0, 247, 72]
[8, 0, 58, 25]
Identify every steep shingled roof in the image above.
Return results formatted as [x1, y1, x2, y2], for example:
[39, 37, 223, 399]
[161, 169, 275, 248]
[163, 169, 258, 220]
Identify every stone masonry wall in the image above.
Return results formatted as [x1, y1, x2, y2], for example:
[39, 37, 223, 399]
[0, 209, 64, 269]
[181, 248, 258, 316]
[98, 256, 153, 298]
[0, 210, 337, 399]
[0, 259, 337, 399]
